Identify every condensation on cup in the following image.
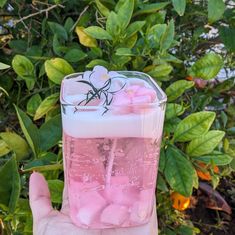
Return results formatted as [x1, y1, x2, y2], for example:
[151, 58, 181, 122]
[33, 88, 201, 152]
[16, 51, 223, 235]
[60, 66, 167, 229]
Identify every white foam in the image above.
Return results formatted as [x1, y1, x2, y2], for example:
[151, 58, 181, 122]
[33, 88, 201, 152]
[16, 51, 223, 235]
[62, 107, 164, 138]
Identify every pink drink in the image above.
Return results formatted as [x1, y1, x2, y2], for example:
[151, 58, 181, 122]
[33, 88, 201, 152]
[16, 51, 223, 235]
[61, 68, 166, 229]
[64, 134, 160, 228]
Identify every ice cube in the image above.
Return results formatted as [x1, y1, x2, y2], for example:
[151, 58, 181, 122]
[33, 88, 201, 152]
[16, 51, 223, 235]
[106, 185, 139, 206]
[130, 201, 148, 223]
[80, 190, 106, 205]
[77, 191, 107, 225]
[130, 189, 153, 223]
[140, 189, 153, 201]
[100, 204, 129, 225]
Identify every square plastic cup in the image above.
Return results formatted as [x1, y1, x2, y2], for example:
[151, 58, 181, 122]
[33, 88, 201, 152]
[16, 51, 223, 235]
[60, 71, 167, 229]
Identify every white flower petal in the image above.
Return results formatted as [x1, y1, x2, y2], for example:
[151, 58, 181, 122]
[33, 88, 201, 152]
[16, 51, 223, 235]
[83, 71, 92, 81]
[89, 72, 107, 88]
[93, 65, 108, 74]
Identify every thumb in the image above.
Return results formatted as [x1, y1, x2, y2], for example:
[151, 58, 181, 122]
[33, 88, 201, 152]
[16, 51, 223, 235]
[29, 172, 53, 223]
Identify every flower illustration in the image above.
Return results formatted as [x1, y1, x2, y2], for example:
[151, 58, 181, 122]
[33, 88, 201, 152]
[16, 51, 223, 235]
[83, 66, 126, 92]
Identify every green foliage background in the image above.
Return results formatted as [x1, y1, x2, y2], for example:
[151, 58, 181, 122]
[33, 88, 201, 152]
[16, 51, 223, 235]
[0, 0, 235, 234]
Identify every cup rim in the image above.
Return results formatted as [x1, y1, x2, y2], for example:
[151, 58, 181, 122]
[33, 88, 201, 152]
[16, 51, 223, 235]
[60, 71, 167, 108]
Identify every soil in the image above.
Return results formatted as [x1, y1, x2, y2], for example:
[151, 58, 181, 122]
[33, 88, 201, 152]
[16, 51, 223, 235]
[188, 174, 235, 235]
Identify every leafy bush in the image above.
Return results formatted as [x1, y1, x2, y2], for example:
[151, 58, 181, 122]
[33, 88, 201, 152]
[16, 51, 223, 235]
[0, 0, 235, 234]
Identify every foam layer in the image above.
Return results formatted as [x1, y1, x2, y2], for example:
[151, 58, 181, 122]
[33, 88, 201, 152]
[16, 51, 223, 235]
[62, 107, 164, 138]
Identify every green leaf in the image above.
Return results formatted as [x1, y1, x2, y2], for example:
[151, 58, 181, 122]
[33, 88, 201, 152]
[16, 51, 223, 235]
[194, 151, 233, 166]
[95, 0, 110, 17]
[159, 53, 182, 64]
[45, 106, 60, 122]
[157, 174, 168, 192]
[64, 48, 87, 63]
[16, 198, 31, 216]
[48, 21, 68, 41]
[45, 58, 74, 85]
[9, 40, 27, 53]
[172, 0, 186, 16]
[165, 80, 194, 102]
[0, 132, 30, 160]
[177, 225, 195, 235]
[123, 33, 138, 48]
[39, 115, 62, 152]
[186, 130, 225, 156]
[125, 21, 145, 38]
[116, 48, 134, 56]
[219, 26, 235, 52]
[0, 62, 10, 70]
[159, 150, 166, 173]
[86, 59, 110, 69]
[84, 26, 112, 40]
[133, 2, 169, 16]
[214, 77, 235, 93]
[147, 24, 167, 49]
[12, 55, 34, 77]
[164, 228, 177, 235]
[220, 111, 227, 128]
[26, 45, 42, 58]
[192, 168, 199, 189]
[12, 55, 35, 90]
[0, 0, 7, 8]
[0, 139, 10, 157]
[24, 152, 57, 170]
[165, 103, 185, 120]
[148, 63, 173, 78]
[165, 146, 194, 197]
[48, 180, 64, 203]
[52, 35, 64, 56]
[115, 0, 126, 11]
[174, 111, 216, 142]
[106, 11, 120, 36]
[88, 47, 103, 59]
[227, 127, 235, 135]
[0, 156, 21, 212]
[208, 0, 225, 23]
[34, 93, 59, 120]
[117, 0, 134, 30]
[164, 117, 181, 134]
[27, 94, 42, 116]
[14, 106, 40, 157]
[160, 19, 175, 51]
[111, 55, 131, 69]
[188, 53, 223, 80]
[23, 163, 63, 173]
[64, 17, 74, 34]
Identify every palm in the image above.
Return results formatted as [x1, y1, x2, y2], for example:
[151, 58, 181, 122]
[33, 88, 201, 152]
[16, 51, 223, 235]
[29, 173, 158, 235]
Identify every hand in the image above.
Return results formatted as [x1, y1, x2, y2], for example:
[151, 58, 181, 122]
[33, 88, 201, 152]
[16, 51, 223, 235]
[29, 172, 158, 235]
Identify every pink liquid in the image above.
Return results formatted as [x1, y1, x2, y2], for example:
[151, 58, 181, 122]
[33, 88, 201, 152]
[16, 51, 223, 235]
[63, 131, 160, 229]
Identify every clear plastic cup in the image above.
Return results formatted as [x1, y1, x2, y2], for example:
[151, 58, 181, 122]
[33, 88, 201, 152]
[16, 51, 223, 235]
[60, 70, 167, 229]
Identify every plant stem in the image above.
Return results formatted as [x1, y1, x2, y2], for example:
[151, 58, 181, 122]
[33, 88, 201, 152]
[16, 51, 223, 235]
[106, 138, 117, 187]
[14, 4, 64, 25]
[70, 5, 90, 33]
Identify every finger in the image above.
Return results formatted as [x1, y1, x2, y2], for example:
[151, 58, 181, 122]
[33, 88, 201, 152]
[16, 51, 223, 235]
[29, 172, 53, 223]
